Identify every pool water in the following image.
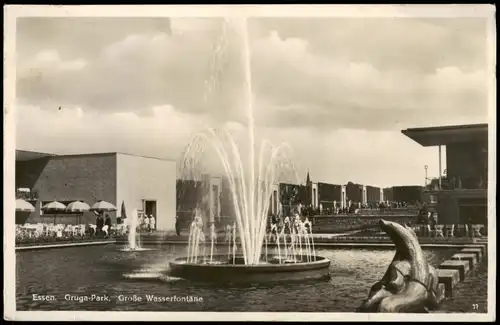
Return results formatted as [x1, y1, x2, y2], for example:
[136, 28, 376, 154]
[16, 244, 456, 312]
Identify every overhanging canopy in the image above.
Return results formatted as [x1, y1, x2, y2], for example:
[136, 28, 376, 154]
[16, 150, 55, 162]
[401, 123, 488, 147]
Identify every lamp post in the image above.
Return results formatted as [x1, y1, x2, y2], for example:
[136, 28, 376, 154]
[424, 165, 428, 187]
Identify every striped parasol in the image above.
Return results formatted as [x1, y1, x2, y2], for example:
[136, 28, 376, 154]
[42, 200, 67, 224]
[66, 201, 90, 212]
[90, 200, 117, 212]
[66, 201, 90, 225]
[16, 199, 36, 212]
[42, 201, 67, 211]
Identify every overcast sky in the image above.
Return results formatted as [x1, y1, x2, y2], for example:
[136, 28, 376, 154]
[15, 16, 490, 187]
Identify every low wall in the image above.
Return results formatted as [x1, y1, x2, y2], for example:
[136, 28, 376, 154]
[310, 214, 416, 233]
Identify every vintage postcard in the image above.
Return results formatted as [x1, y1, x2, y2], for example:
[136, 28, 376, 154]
[3, 4, 496, 322]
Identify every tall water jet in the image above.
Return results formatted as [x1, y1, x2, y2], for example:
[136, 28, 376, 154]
[128, 209, 139, 250]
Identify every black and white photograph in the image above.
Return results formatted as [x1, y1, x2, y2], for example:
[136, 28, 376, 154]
[3, 4, 496, 322]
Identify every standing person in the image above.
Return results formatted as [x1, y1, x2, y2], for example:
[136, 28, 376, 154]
[137, 213, 144, 232]
[149, 214, 156, 233]
[143, 215, 150, 234]
[94, 212, 100, 236]
[175, 216, 181, 236]
[104, 213, 112, 236]
[96, 213, 104, 237]
[429, 211, 437, 230]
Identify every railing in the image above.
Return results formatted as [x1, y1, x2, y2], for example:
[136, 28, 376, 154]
[310, 214, 415, 233]
[356, 208, 419, 216]
[425, 177, 487, 191]
[409, 223, 486, 238]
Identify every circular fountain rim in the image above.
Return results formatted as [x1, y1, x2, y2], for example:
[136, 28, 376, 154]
[170, 254, 330, 268]
[119, 247, 156, 252]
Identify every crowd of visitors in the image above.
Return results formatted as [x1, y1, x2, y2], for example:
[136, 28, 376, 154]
[283, 201, 414, 216]
[136, 214, 156, 233]
[15, 212, 159, 245]
[93, 212, 112, 237]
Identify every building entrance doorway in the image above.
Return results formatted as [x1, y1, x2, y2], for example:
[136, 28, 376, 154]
[144, 200, 157, 230]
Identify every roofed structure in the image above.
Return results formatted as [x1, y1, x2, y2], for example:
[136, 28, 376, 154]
[401, 123, 488, 147]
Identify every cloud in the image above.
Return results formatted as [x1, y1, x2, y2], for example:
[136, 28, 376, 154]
[14, 17, 490, 186]
[15, 103, 207, 160]
[32, 49, 88, 71]
[16, 17, 488, 131]
[251, 29, 487, 130]
[252, 17, 488, 74]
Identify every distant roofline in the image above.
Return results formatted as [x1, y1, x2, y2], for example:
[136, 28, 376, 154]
[16, 149, 56, 156]
[402, 123, 488, 133]
[317, 182, 342, 186]
[15, 149, 176, 163]
[15, 149, 56, 161]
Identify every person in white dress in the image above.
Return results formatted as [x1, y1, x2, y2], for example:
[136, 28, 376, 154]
[143, 215, 150, 233]
[149, 214, 156, 232]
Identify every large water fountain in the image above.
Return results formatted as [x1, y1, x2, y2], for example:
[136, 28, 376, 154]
[169, 17, 330, 283]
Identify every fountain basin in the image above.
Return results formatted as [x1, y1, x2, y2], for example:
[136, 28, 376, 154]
[169, 254, 331, 284]
[119, 247, 156, 252]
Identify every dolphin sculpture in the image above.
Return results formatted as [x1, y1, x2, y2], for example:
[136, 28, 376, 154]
[358, 219, 443, 313]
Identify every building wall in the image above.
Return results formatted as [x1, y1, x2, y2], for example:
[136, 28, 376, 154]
[116, 153, 176, 231]
[392, 186, 423, 204]
[383, 187, 394, 202]
[346, 182, 362, 203]
[436, 190, 487, 226]
[446, 141, 488, 189]
[317, 182, 341, 209]
[176, 179, 203, 213]
[15, 154, 117, 224]
[220, 177, 235, 218]
[366, 185, 381, 203]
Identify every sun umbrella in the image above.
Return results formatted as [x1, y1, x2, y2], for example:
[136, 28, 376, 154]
[67, 201, 90, 224]
[66, 201, 90, 212]
[42, 201, 67, 211]
[16, 199, 35, 212]
[90, 200, 117, 212]
[42, 201, 66, 224]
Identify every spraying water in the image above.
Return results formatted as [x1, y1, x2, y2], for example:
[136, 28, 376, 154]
[180, 17, 316, 265]
[127, 209, 140, 250]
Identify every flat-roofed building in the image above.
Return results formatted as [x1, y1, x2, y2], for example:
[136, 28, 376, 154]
[15, 150, 177, 230]
[402, 123, 488, 226]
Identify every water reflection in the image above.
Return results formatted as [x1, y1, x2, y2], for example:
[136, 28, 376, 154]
[17, 245, 455, 312]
